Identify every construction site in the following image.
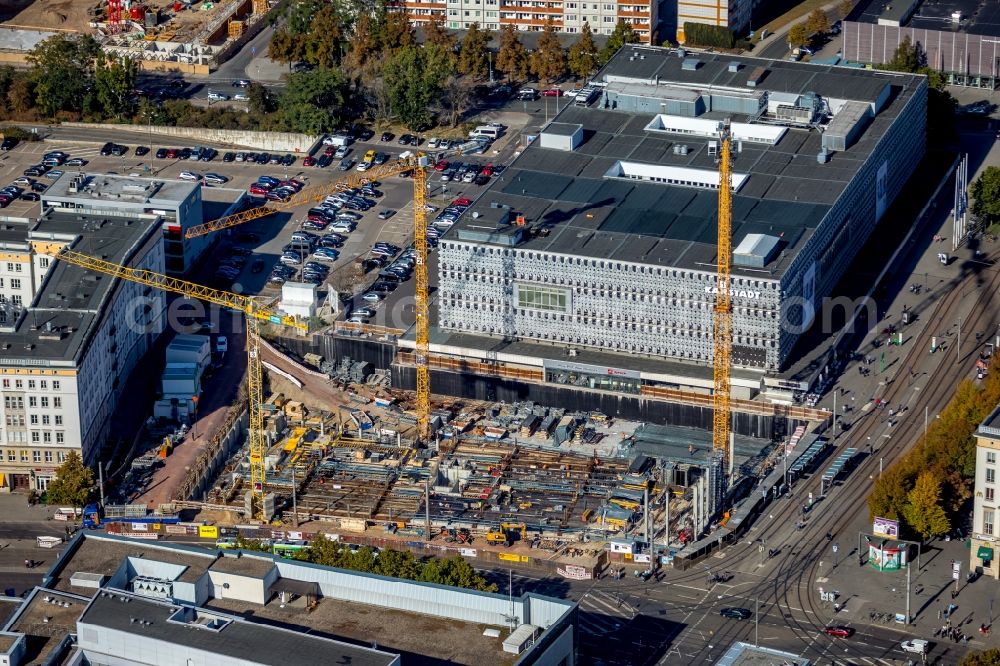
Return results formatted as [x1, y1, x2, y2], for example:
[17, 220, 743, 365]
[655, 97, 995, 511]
[52, 133, 833, 575]
[0, 0, 269, 72]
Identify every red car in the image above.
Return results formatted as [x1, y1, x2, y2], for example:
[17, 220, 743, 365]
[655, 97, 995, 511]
[822, 626, 854, 638]
[248, 184, 270, 196]
[542, 88, 562, 97]
[481, 164, 494, 177]
[303, 156, 315, 167]
[434, 161, 449, 172]
[451, 197, 472, 207]
[165, 148, 178, 159]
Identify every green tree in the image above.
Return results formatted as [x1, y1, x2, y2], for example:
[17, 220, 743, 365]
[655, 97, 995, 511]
[962, 649, 1000, 666]
[382, 42, 454, 129]
[567, 21, 599, 79]
[458, 22, 491, 79]
[373, 547, 422, 579]
[884, 35, 922, 72]
[246, 82, 275, 116]
[788, 24, 810, 48]
[805, 8, 831, 35]
[26, 34, 100, 116]
[94, 52, 137, 119]
[46, 452, 95, 510]
[901, 471, 951, 539]
[837, 0, 853, 19]
[495, 24, 529, 80]
[424, 13, 456, 51]
[419, 555, 497, 592]
[277, 68, 346, 134]
[530, 20, 566, 83]
[972, 166, 1000, 223]
[599, 19, 639, 65]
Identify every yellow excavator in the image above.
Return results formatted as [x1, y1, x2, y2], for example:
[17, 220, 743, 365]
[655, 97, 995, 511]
[486, 522, 527, 547]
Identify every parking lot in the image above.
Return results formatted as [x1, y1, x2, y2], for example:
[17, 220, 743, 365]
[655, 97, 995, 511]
[1, 126, 521, 325]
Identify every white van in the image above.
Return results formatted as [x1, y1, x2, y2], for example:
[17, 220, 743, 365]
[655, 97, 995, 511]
[469, 126, 501, 140]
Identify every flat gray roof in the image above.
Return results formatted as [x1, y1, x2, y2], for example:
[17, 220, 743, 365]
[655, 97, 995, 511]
[0, 210, 160, 365]
[855, 0, 1000, 37]
[545, 123, 582, 136]
[43, 172, 197, 207]
[450, 46, 923, 278]
[79, 592, 398, 666]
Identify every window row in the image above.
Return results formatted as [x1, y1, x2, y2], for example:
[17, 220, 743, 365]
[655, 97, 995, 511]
[2, 380, 61, 390]
[1, 448, 68, 463]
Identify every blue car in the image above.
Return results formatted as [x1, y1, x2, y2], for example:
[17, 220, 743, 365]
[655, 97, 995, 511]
[258, 175, 280, 186]
[313, 248, 340, 261]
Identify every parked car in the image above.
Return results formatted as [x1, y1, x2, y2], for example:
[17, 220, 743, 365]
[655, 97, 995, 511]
[362, 292, 383, 302]
[339, 158, 355, 171]
[380, 131, 394, 142]
[134, 146, 150, 157]
[155, 148, 169, 159]
[542, 88, 562, 97]
[203, 173, 228, 185]
[378, 209, 396, 220]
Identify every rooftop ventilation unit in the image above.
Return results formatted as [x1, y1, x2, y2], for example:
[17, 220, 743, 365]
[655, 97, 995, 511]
[746, 66, 768, 87]
[681, 58, 701, 71]
[728, 61, 741, 73]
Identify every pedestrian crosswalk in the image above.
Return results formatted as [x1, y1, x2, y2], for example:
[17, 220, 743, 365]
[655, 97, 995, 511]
[827, 658, 899, 665]
[578, 588, 633, 636]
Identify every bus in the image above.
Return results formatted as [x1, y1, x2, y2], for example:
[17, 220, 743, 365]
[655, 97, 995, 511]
[272, 540, 309, 558]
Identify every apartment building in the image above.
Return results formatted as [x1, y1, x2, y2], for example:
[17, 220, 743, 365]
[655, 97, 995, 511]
[393, 0, 656, 43]
[676, 0, 751, 43]
[0, 229, 41, 324]
[0, 198, 165, 492]
[972, 405, 1000, 578]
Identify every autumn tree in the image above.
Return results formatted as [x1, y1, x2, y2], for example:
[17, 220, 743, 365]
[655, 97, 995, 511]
[276, 68, 346, 134]
[346, 13, 380, 73]
[530, 20, 566, 83]
[567, 21, 599, 79]
[599, 19, 639, 64]
[46, 452, 95, 511]
[304, 4, 345, 68]
[495, 24, 529, 80]
[901, 471, 951, 539]
[961, 649, 1000, 666]
[424, 13, 456, 51]
[458, 22, 491, 79]
[787, 23, 810, 48]
[382, 11, 416, 56]
[884, 35, 922, 72]
[805, 8, 831, 35]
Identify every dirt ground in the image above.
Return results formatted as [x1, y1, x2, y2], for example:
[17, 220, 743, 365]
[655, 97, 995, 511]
[3, 0, 235, 42]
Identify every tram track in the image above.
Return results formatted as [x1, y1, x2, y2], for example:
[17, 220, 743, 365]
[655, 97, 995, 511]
[670, 246, 1000, 663]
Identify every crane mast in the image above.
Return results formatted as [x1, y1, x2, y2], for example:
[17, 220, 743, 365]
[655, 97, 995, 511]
[184, 151, 453, 443]
[712, 131, 733, 468]
[413, 159, 431, 441]
[48, 249, 306, 519]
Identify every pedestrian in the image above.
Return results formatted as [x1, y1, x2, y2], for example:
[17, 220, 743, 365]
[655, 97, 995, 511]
[23, 559, 28, 569]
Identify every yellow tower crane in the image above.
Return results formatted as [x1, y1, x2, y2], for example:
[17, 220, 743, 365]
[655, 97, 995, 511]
[712, 128, 733, 469]
[184, 151, 464, 441]
[47, 248, 308, 519]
